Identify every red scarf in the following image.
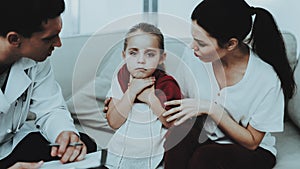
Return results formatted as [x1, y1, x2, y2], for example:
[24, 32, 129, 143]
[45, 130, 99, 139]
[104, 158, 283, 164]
[117, 64, 182, 110]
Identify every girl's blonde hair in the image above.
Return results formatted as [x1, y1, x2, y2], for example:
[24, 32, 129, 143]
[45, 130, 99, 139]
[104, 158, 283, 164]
[123, 22, 166, 71]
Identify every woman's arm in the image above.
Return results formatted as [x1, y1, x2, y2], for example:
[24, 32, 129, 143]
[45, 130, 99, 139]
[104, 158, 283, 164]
[163, 99, 265, 150]
[209, 103, 265, 150]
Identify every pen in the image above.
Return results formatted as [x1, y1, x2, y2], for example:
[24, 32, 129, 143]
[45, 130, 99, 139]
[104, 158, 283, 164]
[48, 142, 83, 147]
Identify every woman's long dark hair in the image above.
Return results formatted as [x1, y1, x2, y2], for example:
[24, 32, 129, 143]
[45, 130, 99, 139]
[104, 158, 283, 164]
[191, 0, 296, 101]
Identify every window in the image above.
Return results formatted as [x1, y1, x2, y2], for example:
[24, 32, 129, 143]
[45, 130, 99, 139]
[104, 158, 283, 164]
[61, 0, 300, 53]
[62, 0, 142, 37]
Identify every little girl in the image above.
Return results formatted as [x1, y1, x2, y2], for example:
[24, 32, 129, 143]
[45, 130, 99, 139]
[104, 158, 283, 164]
[105, 23, 182, 169]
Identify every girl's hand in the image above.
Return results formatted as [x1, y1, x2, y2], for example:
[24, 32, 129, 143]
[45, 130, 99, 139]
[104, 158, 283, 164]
[162, 98, 212, 126]
[137, 85, 155, 104]
[128, 77, 155, 97]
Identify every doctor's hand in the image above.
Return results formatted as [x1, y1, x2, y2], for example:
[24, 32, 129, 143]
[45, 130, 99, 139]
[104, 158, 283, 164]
[51, 131, 87, 163]
[162, 98, 212, 126]
[8, 161, 43, 169]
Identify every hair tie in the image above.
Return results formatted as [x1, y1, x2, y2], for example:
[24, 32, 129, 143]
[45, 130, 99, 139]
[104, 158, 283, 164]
[250, 6, 256, 16]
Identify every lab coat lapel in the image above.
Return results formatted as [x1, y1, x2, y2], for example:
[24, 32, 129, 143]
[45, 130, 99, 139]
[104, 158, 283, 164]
[5, 58, 35, 104]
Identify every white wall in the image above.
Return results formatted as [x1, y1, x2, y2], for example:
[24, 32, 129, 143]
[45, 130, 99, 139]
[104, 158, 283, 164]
[159, 0, 300, 56]
[61, 0, 300, 55]
[62, 0, 142, 36]
[246, 0, 300, 56]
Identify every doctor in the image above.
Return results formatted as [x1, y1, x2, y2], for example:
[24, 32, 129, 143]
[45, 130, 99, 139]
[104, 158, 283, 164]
[0, 0, 96, 168]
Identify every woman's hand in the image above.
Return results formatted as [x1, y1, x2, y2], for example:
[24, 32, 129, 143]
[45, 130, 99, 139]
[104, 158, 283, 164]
[162, 98, 212, 125]
[103, 97, 112, 114]
[8, 161, 43, 169]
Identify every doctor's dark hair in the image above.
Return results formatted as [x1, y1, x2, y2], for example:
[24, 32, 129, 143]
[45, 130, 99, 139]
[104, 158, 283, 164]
[191, 0, 295, 100]
[0, 0, 65, 37]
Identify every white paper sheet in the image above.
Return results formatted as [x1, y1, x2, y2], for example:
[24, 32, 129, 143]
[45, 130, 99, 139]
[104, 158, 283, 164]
[40, 151, 101, 169]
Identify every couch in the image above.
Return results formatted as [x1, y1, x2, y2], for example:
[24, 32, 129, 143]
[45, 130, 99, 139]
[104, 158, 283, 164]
[50, 31, 300, 169]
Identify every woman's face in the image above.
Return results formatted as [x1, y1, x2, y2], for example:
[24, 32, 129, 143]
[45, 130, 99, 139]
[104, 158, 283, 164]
[191, 21, 226, 63]
[123, 32, 165, 79]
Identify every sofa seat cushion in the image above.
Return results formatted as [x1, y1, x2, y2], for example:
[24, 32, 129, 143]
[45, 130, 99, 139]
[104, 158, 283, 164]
[273, 120, 300, 169]
[282, 32, 298, 70]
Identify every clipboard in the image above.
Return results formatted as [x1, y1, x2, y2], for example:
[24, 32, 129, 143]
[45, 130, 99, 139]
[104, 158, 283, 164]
[40, 149, 107, 169]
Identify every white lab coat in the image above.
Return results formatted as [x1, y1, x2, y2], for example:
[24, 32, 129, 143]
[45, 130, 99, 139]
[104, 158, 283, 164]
[0, 58, 78, 160]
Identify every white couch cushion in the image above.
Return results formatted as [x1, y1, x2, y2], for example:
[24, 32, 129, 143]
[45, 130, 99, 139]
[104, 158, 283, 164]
[282, 32, 298, 70]
[288, 63, 300, 129]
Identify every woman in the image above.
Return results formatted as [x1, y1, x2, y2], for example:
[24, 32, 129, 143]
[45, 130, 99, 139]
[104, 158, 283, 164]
[162, 0, 296, 169]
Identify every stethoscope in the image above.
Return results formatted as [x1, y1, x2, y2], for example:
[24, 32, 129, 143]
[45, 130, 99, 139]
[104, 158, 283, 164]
[6, 90, 28, 134]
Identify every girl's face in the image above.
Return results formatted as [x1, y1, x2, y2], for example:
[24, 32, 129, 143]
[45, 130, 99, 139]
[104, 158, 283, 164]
[191, 21, 226, 63]
[123, 32, 165, 79]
